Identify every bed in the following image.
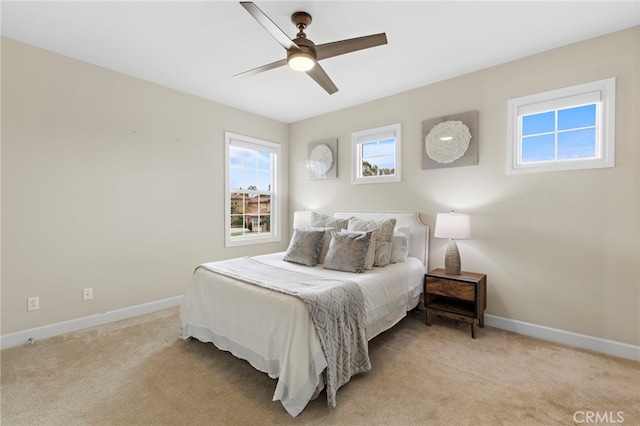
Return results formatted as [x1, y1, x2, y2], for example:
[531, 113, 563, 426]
[180, 211, 429, 416]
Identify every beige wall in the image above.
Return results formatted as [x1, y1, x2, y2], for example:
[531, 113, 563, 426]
[2, 27, 638, 347]
[289, 27, 639, 346]
[1, 38, 290, 334]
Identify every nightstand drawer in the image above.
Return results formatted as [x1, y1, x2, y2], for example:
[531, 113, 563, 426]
[426, 278, 474, 302]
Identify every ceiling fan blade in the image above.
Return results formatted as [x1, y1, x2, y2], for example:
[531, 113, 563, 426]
[306, 63, 338, 95]
[316, 33, 388, 61]
[234, 58, 288, 78]
[240, 2, 298, 51]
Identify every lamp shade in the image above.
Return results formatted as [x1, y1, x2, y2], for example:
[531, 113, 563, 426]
[434, 212, 470, 240]
[293, 211, 312, 229]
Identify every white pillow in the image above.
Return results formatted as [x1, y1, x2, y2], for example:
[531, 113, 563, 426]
[390, 225, 410, 263]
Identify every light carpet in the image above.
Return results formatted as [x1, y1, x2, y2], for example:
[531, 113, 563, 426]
[1, 308, 638, 425]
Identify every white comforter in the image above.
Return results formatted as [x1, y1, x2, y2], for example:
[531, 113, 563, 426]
[180, 252, 424, 416]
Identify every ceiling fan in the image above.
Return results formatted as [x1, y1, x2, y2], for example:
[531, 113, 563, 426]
[236, 1, 388, 94]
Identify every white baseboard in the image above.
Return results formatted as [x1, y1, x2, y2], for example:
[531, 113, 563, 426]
[0, 295, 183, 350]
[2, 300, 637, 362]
[485, 314, 640, 362]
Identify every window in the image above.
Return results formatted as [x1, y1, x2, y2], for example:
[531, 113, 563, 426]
[507, 78, 615, 174]
[352, 123, 402, 184]
[225, 132, 281, 247]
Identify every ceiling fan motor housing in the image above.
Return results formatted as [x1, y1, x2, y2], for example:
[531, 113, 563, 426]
[289, 36, 317, 59]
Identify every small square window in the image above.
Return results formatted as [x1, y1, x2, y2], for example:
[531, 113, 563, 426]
[507, 78, 615, 174]
[352, 123, 401, 184]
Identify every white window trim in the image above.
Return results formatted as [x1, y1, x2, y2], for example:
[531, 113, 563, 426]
[224, 131, 281, 247]
[507, 78, 615, 175]
[351, 123, 402, 184]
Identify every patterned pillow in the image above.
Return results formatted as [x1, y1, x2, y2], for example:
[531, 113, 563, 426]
[309, 212, 349, 230]
[347, 217, 397, 267]
[323, 230, 372, 273]
[348, 229, 377, 269]
[283, 228, 326, 266]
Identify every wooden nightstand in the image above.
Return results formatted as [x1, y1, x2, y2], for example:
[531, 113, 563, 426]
[424, 269, 487, 339]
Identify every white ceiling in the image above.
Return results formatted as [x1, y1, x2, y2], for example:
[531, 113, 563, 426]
[2, 1, 638, 123]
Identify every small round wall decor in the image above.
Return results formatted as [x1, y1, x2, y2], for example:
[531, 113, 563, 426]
[425, 120, 472, 164]
[308, 143, 333, 177]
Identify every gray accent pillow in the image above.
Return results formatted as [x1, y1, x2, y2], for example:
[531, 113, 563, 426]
[347, 229, 378, 269]
[347, 217, 397, 267]
[283, 228, 326, 266]
[311, 227, 340, 264]
[309, 212, 349, 230]
[323, 230, 372, 273]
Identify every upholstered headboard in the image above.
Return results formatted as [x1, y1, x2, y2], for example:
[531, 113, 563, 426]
[333, 211, 429, 270]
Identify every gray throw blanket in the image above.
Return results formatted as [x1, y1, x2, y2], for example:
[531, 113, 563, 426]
[199, 257, 371, 408]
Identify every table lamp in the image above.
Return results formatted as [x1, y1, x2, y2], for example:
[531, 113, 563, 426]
[434, 211, 471, 275]
[293, 211, 312, 229]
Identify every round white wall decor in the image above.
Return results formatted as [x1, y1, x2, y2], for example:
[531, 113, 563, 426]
[307, 143, 333, 177]
[425, 120, 472, 164]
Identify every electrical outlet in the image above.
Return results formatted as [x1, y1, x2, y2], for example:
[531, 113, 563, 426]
[27, 297, 39, 311]
[83, 288, 93, 301]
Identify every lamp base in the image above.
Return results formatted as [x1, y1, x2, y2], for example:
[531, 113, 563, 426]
[444, 239, 462, 275]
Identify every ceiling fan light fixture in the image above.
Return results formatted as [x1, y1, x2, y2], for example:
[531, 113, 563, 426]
[287, 52, 316, 72]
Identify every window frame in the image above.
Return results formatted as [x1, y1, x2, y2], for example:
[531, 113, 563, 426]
[507, 78, 615, 175]
[351, 123, 402, 184]
[224, 131, 281, 247]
